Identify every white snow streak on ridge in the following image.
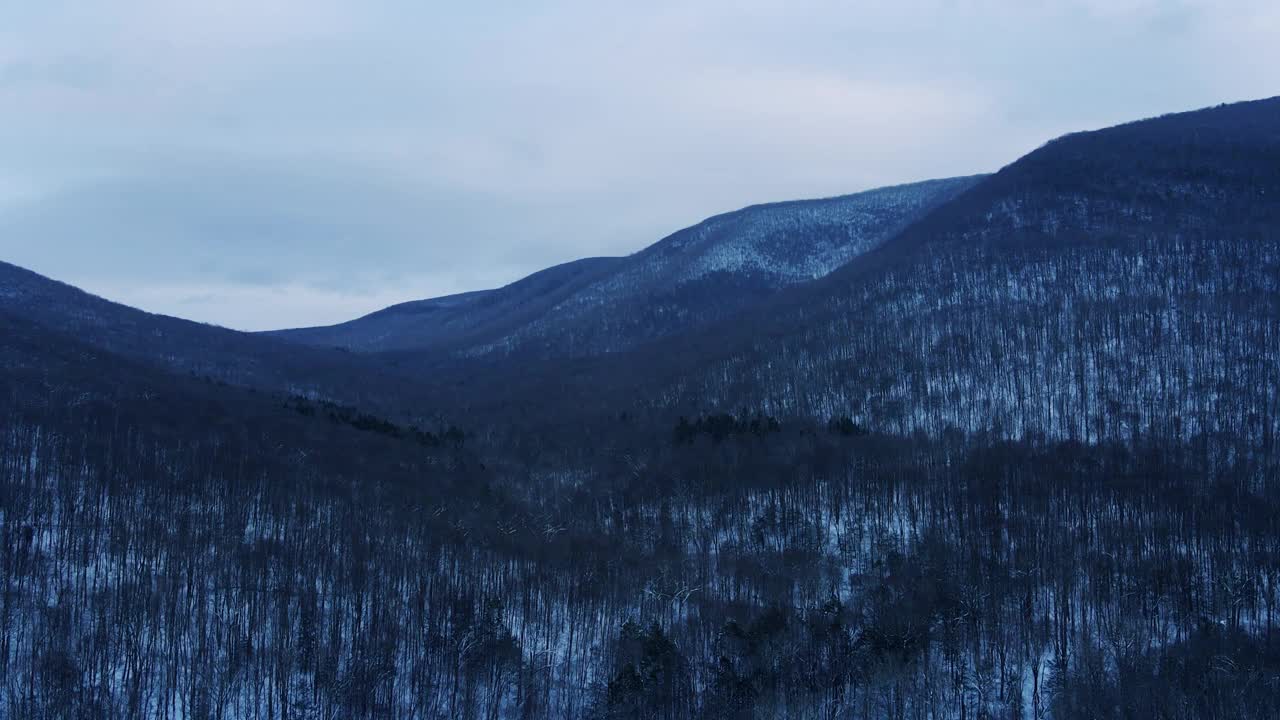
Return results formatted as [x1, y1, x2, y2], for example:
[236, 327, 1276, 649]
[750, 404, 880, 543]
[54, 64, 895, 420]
[463, 178, 970, 357]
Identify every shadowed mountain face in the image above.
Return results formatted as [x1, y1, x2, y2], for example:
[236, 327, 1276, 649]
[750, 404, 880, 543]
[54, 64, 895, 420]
[269, 256, 625, 355]
[0, 261, 439, 420]
[3, 98, 1280, 720]
[269, 177, 980, 360]
[618, 97, 1280, 443]
[414, 98, 1280, 449]
[4, 99, 1277, 446]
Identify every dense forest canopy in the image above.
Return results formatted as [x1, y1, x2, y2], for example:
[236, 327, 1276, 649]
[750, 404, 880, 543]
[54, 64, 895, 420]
[2, 97, 1279, 719]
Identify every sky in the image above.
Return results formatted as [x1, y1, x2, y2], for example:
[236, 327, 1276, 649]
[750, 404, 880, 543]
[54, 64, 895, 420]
[1, 1, 1276, 330]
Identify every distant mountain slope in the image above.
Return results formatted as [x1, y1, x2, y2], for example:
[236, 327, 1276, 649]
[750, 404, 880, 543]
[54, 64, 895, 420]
[9, 98, 1276, 449]
[654, 97, 1280, 443]
[271, 256, 623, 353]
[0, 261, 435, 419]
[437, 98, 1280, 448]
[271, 177, 980, 359]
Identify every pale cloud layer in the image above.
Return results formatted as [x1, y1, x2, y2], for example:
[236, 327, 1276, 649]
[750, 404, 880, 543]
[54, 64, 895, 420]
[1, 1, 1276, 329]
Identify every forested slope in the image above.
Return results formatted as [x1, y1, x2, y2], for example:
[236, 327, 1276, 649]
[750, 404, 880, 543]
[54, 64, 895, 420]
[3, 324, 1277, 717]
[3, 98, 1280, 720]
[274, 177, 979, 362]
[709, 97, 1280, 444]
[478, 98, 1280, 447]
[0, 262, 437, 420]
[270, 256, 624, 355]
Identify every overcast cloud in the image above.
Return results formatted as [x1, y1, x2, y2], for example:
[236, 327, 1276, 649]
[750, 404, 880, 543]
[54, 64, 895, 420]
[1, 1, 1276, 329]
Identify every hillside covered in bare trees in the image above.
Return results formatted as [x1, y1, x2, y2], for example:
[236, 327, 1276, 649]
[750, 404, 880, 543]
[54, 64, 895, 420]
[3, 98, 1279, 719]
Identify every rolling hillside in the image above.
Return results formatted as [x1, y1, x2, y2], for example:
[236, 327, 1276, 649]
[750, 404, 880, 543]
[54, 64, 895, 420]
[650, 97, 1280, 445]
[3, 97, 1280, 720]
[272, 177, 980, 360]
[421, 98, 1280, 451]
[0, 261, 437, 419]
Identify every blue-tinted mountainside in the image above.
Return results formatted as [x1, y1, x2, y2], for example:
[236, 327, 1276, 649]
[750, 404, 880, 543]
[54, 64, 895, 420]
[643, 97, 1280, 443]
[270, 256, 623, 354]
[437, 97, 1280, 448]
[0, 260, 439, 420]
[4, 98, 1280, 720]
[270, 177, 980, 359]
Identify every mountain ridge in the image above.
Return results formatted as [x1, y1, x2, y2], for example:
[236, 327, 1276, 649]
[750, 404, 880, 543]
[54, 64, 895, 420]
[397, 96, 1280, 449]
[0, 259, 442, 421]
[3, 97, 1277, 445]
[268, 175, 983, 360]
